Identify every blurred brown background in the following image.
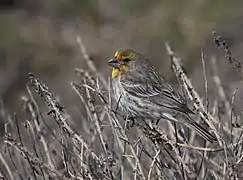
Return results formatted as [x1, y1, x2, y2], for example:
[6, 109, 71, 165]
[1, 0, 243, 118]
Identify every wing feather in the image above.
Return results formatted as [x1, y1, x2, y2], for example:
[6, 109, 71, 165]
[120, 63, 193, 114]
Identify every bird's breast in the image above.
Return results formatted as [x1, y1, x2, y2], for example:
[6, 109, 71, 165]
[113, 78, 161, 119]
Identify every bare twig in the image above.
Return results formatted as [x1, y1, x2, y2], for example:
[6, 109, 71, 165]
[213, 31, 243, 78]
[0, 152, 14, 180]
[76, 35, 108, 89]
[165, 43, 222, 146]
[147, 150, 160, 180]
[201, 50, 209, 112]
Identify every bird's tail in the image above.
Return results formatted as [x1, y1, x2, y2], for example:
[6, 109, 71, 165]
[162, 112, 216, 143]
[187, 121, 216, 143]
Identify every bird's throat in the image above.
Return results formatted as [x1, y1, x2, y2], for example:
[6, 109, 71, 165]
[112, 68, 120, 78]
[111, 65, 127, 78]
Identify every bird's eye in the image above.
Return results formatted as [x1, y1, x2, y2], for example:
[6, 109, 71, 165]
[123, 58, 130, 62]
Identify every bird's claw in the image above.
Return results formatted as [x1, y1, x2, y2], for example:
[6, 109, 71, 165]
[125, 117, 135, 129]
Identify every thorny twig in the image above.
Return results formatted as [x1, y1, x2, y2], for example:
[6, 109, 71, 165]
[213, 31, 243, 78]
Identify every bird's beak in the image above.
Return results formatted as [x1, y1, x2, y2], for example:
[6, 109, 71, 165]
[108, 58, 120, 68]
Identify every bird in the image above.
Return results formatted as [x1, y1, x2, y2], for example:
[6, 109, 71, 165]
[108, 48, 216, 142]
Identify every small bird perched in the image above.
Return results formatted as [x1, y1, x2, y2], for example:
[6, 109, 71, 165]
[108, 49, 216, 142]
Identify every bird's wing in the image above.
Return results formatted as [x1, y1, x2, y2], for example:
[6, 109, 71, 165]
[120, 66, 193, 114]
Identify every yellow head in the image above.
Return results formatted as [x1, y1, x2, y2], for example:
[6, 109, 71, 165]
[108, 49, 137, 78]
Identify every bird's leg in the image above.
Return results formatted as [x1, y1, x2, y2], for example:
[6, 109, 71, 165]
[124, 116, 135, 129]
[155, 118, 161, 125]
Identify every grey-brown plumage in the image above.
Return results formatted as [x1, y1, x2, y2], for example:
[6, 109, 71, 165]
[109, 49, 216, 142]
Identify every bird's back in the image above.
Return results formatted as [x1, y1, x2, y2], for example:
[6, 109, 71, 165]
[112, 59, 192, 120]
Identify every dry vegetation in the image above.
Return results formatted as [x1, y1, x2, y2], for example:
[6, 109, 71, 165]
[0, 32, 242, 180]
